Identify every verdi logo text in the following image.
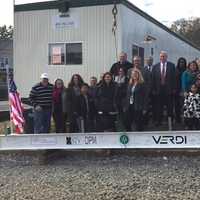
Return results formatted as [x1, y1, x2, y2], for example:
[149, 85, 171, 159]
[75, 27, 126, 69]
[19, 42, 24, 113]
[152, 136, 187, 144]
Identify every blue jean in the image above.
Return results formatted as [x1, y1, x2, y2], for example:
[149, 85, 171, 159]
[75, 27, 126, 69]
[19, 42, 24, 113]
[34, 109, 52, 134]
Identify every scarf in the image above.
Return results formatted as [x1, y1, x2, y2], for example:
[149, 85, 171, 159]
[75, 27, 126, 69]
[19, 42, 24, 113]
[53, 87, 63, 104]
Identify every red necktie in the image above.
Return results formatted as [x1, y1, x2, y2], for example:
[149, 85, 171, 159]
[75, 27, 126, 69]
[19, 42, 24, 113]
[161, 65, 165, 85]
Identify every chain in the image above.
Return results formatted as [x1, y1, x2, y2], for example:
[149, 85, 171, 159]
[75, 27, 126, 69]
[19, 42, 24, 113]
[112, 1, 118, 61]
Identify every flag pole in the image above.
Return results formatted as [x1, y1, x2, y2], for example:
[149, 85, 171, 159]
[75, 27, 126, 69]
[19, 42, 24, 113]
[6, 64, 14, 134]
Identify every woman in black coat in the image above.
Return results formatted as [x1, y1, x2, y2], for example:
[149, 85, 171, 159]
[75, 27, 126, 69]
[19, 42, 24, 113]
[64, 74, 84, 133]
[123, 69, 146, 131]
[175, 57, 187, 123]
[95, 72, 117, 132]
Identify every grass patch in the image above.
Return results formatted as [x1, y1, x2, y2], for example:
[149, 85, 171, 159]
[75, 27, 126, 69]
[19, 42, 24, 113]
[0, 121, 10, 135]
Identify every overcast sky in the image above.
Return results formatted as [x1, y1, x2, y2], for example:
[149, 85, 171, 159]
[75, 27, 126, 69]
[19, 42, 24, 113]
[1, 0, 200, 26]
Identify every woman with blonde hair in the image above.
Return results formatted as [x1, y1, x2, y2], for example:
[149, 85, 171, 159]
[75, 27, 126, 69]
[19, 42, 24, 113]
[123, 69, 146, 131]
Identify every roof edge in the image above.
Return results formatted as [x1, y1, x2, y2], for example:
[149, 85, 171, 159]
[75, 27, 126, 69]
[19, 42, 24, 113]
[121, 0, 200, 51]
[14, 0, 119, 12]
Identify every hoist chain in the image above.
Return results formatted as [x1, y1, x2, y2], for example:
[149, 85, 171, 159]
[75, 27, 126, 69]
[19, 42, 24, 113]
[112, 2, 118, 35]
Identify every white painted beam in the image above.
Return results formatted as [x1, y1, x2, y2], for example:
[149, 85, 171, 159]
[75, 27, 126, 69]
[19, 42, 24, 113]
[0, 131, 200, 150]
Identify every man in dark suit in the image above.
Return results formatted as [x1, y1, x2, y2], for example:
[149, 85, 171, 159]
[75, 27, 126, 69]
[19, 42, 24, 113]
[145, 56, 154, 72]
[110, 52, 132, 78]
[152, 51, 176, 126]
[144, 56, 155, 124]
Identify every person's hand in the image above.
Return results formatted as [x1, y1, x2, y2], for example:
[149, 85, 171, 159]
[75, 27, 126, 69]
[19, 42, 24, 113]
[35, 105, 42, 112]
[184, 92, 188, 97]
[109, 111, 118, 115]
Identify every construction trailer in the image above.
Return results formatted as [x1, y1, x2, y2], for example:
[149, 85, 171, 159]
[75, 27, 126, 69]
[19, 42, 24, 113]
[14, 0, 200, 98]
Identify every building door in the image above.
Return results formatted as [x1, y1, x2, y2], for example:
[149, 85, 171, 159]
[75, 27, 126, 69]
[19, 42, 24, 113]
[132, 44, 144, 67]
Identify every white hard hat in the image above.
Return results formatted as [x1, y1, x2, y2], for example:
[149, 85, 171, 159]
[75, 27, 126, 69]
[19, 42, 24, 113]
[40, 73, 48, 79]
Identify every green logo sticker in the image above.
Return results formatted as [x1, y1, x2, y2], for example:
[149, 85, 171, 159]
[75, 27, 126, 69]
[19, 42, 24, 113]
[120, 134, 129, 145]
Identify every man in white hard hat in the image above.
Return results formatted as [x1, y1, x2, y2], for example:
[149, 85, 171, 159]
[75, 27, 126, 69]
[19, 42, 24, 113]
[29, 73, 53, 133]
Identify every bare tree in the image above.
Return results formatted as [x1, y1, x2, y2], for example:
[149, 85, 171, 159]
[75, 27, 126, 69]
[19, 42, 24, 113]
[171, 17, 200, 48]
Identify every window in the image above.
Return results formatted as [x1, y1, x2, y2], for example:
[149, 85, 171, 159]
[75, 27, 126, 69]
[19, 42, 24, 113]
[0, 58, 4, 68]
[48, 43, 82, 65]
[132, 45, 139, 58]
[139, 47, 144, 67]
[151, 48, 154, 56]
[66, 43, 82, 65]
[5, 58, 9, 65]
[0, 71, 6, 84]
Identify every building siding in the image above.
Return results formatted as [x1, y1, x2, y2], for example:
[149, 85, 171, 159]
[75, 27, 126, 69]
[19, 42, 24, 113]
[121, 5, 200, 64]
[14, 5, 121, 97]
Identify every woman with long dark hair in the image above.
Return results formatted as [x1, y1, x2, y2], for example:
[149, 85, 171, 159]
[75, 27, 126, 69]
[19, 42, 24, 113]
[175, 57, 187, 123]
[64, 74, 84, 132]
[182, 61, 199, 95]
[52, 78, 66, 133]
[95, 72, 117, 132]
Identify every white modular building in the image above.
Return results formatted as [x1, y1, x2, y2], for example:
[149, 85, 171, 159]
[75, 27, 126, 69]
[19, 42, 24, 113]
[14, 0, 200, 97]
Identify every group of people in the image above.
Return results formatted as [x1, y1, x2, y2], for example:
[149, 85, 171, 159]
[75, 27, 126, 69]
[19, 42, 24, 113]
[29, 51, 200, 133]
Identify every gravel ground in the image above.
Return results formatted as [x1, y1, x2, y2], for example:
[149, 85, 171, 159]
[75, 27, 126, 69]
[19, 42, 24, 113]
[1, 154, 200, 200]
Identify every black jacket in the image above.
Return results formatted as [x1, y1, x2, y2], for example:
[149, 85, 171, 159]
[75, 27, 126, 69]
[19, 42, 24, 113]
[115, 77, 128, 108]
[63, 87, 80, 118]
[127, 67, 151, 106]
[152, 62, 176, 95]
[175, 67, 185, 94]
[88, 86, 97, 100]
[110, 61, 132, 77]
[95, 82, 117, 113]
[124, 83, 146, 111]
[77, 94, 95, 119]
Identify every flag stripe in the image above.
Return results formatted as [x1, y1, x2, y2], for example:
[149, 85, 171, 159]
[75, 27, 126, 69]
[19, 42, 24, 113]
[9, 80, 25, 134]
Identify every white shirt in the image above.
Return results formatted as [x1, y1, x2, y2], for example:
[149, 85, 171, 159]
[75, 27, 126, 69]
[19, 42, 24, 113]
[147, 65, 153, 72]
[115, 76, 126, 84]
[130, 85, 136, 105]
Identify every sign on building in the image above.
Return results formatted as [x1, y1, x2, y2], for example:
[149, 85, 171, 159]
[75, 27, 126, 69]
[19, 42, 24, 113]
[52, 13, 79, 29]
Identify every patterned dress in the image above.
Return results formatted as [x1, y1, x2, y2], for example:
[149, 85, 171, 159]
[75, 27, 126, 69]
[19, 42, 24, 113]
[183, 92, 200, 119]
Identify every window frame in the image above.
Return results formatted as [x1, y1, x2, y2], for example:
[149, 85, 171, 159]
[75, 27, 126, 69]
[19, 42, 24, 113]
[132, 44, 145, 67]
[48, 41, 83, 66]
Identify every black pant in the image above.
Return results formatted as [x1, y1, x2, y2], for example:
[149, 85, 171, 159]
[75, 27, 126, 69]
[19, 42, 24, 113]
[174, 93, 183, 122]
[53, 111, 66, 133]
[143, 93, 156, 125]
[150, 93, 157, 122]
[155, 89, 174, 124]
[184, 118, 199, 130]
[124, 105, 144, 131]
[96, 113, 116, 132]
[68, 113, 79, 133]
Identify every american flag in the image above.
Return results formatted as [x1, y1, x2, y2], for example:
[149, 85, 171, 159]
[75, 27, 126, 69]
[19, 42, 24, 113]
[9, 79, 25, 134]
